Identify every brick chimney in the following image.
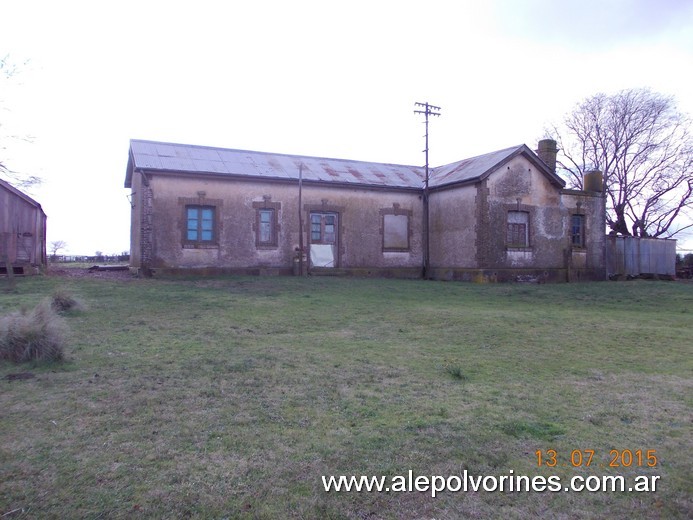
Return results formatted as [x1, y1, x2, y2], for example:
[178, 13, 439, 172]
[536, 139, 558, 173]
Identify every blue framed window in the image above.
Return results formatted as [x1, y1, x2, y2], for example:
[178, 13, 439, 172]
[186, 206, 215, 243]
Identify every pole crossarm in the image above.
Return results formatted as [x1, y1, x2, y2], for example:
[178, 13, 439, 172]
[414, 101, 441, 117]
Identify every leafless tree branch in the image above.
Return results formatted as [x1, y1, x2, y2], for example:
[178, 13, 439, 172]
[1, 55, 41, 190]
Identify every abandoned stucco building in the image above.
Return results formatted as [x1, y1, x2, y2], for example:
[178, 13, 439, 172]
[0, 178, 47, 275]
[124, 139, 606, 282]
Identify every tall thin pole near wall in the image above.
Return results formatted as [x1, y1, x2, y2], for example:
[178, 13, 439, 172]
[414, 101, 441, 279]
[298, 163, 304, 276]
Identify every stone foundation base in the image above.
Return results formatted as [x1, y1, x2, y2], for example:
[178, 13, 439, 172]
[428, 267, 605, 283]
[132, 265, 605, 283]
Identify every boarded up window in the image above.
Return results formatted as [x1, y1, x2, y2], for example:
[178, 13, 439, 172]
[380, 204, 412, 252]
[507, 211, 529, 247]
[383, 214, 409, 250]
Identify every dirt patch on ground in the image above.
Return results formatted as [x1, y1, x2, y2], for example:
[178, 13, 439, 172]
[6, 372, 36, 381]
[46, 267, 138, 281]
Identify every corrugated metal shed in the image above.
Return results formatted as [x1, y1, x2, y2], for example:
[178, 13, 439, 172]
[125, 139, 553, 190]
[606, 236, 677, 276]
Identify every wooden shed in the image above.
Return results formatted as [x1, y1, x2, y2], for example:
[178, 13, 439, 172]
[0, 178, 47, 275]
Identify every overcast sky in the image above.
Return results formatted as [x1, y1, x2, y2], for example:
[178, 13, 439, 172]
[2, 0, 692, 255]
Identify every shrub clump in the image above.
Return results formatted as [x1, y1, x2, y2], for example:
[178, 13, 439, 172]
[51, 289, 85, 313]
[0, 299, 68, 363]
[443, 359, 468, 382]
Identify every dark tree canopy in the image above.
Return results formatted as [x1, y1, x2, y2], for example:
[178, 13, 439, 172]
[550, 88, 692, 238]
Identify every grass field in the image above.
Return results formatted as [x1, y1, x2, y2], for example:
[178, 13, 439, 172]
[0, 274, 691, 519]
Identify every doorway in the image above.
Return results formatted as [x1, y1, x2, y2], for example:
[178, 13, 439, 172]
[309, 212, 338, 268]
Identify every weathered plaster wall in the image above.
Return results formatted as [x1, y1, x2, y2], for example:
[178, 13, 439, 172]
[128, 170, 143, 268]
[562, 190, 606, 280]
[139, 173, 422, 271]
[428, 185, 477, 268]
[426, 156, 605, 281]
[483, 157, 565, 269]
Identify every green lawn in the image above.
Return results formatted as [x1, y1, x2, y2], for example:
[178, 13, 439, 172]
[1, 274, 691, 519]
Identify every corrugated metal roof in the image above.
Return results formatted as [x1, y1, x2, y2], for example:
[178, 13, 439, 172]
[125, 139, 555, 190]
[129, 140, 426, 189]
[0, 178, 45, 212]
[429, 145, 524, 188]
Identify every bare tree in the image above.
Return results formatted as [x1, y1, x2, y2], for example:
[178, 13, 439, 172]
[549, 88, 692, 238]
[0, 55, 40, 189]
[0, 56, 13, 177]
[49, 240, 68, 259]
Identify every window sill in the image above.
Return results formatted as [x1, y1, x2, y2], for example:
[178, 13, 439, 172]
[182, 243, 219, 250]
[256, 244, 279, 250]
[506, 246, 532, 252]
[383, 248, 411, 253]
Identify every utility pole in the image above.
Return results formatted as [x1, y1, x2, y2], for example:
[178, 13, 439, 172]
[298, 163, 304, 276]
[414, 101, 441, 279]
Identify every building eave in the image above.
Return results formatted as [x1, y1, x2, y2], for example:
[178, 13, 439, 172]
[134, 168, 424, 193]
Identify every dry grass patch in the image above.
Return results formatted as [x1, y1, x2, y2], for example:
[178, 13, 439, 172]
[50, 288, 85, 314]
[0, 299, 67, 363]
